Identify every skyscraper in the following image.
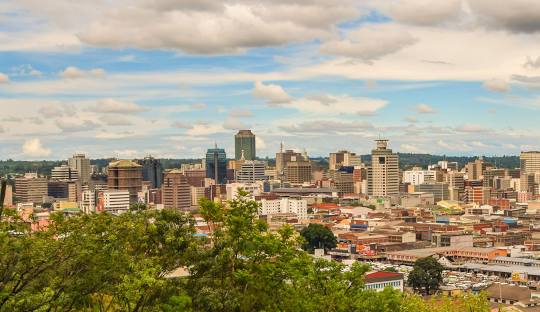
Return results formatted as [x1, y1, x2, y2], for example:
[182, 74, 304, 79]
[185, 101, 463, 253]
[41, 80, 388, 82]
[235, 130, 256, 160]
[14, 173, 48, 204]
[520, 151, 540, 194]
[205, 145, 227, 184]
[141, 156, 163, 188]
[68, 154, 91, 184]
[367, 139, 399, 197]
[329, 150, 361, 170]
[236, 160, 267, 183]
[107, 160, 143, 204]
[275, 143, 303, 175]
[51, 164, 79, 181]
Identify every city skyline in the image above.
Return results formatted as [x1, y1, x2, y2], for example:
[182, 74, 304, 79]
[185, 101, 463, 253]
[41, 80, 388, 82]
[2, 1, 540, 159]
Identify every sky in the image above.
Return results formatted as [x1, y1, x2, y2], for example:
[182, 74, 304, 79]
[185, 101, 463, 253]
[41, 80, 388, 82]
[1, 0, 540, 160]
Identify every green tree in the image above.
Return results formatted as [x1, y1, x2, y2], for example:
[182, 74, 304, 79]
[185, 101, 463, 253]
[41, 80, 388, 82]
[408, 257, 444, 295]
[300, 223, 337, 252]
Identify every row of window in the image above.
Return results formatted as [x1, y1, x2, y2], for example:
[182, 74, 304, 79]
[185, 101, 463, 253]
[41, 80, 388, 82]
[365, 281, 401, 289]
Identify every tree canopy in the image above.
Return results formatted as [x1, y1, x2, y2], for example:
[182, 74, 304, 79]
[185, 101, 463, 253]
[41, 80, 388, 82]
[0, 192, 491, 311]
[300, 223, 338, 252]
[408, 257, 445, 295]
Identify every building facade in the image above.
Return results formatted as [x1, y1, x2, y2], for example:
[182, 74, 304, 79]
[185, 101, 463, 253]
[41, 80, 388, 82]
[68, 154, 91, 184]
[14, 173, 48, 204]
[368, 139, 400, 197]
[234, 130, 256, 161]
[141, 156, 163, 189]
[107, 160, 143, 204]
[162, 170, 191, 211]
[205, 146, 227, 184]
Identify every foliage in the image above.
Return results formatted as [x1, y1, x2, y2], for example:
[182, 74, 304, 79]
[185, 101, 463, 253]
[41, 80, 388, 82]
[0, 192, 492, 312]
[408, 257, 444, 295]
[300, 223, 338, 252]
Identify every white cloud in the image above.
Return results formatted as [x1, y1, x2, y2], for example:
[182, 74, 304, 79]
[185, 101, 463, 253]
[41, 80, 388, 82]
[55, 119, 99, 132]
[100, 115, 133, 126]
[400, 144, 420, 152]
[87, 99, 147, 114]
[290, 94, 387, 115]
[253, 81, 291, 104]
[223, 117, 250, 130]
[483, 78, 511, 93]
[375, 0, 463, 26]
[280, 120, 373, 134]
[0, 73, 9, 83]
[255, 136, 267, 150]
[455, 123, 489, 133]
[22, 138, 51, 157]
[405, 116, 418, 123]
[60, 66, 106, 79]
[95, 131, 135, 139]
[416, 103, 435, 114]
[186, 122, 226, 136]
[320, 24, 417, 61]
[229, 108, 253, 118]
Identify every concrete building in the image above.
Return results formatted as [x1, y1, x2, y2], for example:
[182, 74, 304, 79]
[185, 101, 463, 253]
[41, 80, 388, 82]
[521, 151, 540, 194]
[68, 154, 91, 184]
[80, 190, 96, 213]
[414, 181, 450, 202]
[329, 168, 354, 194]
[275, 145, 303, 175]
[403, 168, 436, 186]
[284, 161, 312, 184]
[368, 139, 399, 197]
[234, 130, 256, 161]
[205, 146, 227, 184]
[465, 157, 490, 181]
[97, 190, 130, 213]
[329, 150, 361, 170]
[364, 272, 404, 292]
[236, 160, 266, 183]
[141, 156, 163, 189]
[2, 184, 13, 207]
[432, 233, 474, 248]
[162, 169, 191, 211]
[226, 182, 263, 200]
[107, 160, 143, 204]
[259, 198, 308, 220]
[51, 164, 79, 181]
[14, 173, 48, 204]
[466, 186, 492, 205]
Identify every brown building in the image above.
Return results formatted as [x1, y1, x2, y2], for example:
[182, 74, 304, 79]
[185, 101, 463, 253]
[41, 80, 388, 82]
[162, 169, 191, 211]
[14, 173, 48, 204]
[284, 161, 312, 184]
[107, 160, 143, 204]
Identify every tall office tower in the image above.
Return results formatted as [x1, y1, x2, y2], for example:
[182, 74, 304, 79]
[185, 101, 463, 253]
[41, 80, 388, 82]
[14, 173, 48, 204]
[329, 167, 354, 194]
[275, 143, 303, 175]
[465, 157, 490, 181]
[68, 154, 91, 184]
[235, 130, 256, 160]
[284, 161, 312, 184]
[107, 160, 143, 204]
[236, 160, 267, 183]
[141, 156, 163, 189]
[162, 169, 191, 211]
[205, 145, 227, 184]
[520, 151, 540, 194]
[51, 164, 79, 181]
[329, 150, 362, 170]
[367, 139, 399, 197]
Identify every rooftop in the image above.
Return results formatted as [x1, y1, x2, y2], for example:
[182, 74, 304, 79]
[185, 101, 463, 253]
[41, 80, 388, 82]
[109, 159, 141, 168]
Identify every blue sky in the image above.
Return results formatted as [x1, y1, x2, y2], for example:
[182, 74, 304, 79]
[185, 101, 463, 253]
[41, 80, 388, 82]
[1, 0, 540, 160]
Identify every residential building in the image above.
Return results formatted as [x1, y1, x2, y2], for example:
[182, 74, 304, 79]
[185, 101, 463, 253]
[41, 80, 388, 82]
[403, 168, 436, 186]
[107, 160, 143, 204]
[259, 198, 308, 220]
[234, 130, 256, 160]
[368, 139, 399, 197]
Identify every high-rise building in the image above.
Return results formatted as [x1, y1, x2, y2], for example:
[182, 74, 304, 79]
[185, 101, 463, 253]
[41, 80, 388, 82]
[205, 146, 227, 184]
[235, 130, 256, 160]
[107, 160, 143, 204]
[465, 157, 490, 181]
[236, 160, 267, 183]
[284, 161, 312, 185]
[51, 164, 79, 181]
[367, 139, 399, 197]
[329, 167, 354, 194]
[68, 154, 91, 184]
[520, 151, 540, 194]
[329, 150, 362, 170]
[141, 156, 163, 189]
[276, 144, 304, 175]
[14, 173, 48, 204]
[162, 169, 191, 211]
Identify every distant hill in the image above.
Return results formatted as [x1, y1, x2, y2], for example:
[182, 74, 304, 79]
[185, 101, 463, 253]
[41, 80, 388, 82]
[0, 154, 520, 177]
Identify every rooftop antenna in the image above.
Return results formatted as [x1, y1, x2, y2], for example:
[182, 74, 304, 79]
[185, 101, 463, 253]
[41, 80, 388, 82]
[280, 141, 284, 153]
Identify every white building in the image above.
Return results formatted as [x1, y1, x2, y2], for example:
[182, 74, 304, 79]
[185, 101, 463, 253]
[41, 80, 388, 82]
[364, 272, 404, 292]
[236, 160, 267, 183]
[226, 182, 263, 200]
[80, 190, 96, 213]
[368, 139, 399, 197]
[98, 190, 130, 214]
[259, 198, 308, 220]
[403, 168, 436, 186]
[51, 164, 79, 181]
